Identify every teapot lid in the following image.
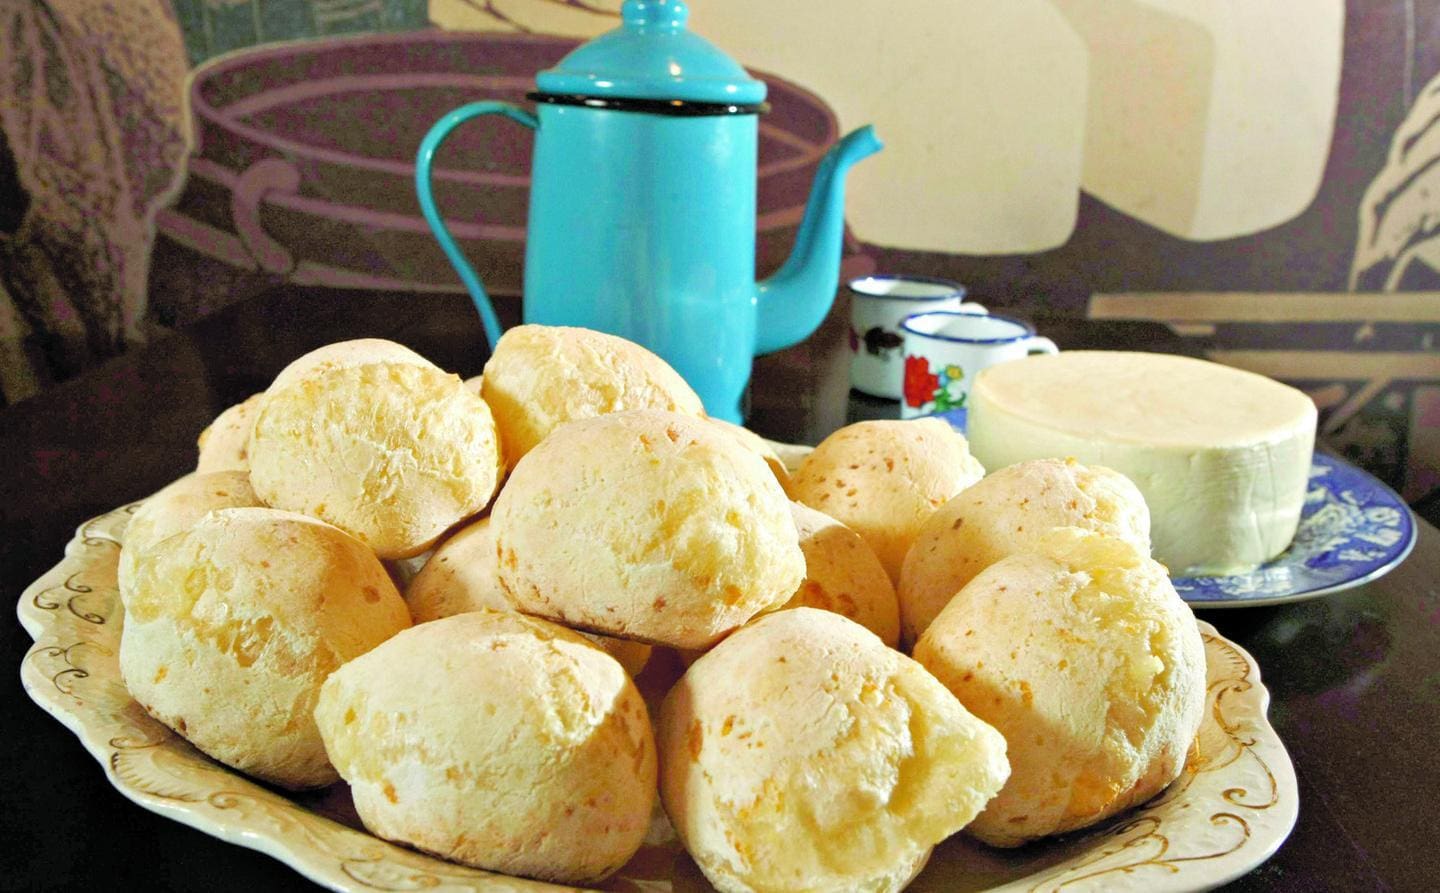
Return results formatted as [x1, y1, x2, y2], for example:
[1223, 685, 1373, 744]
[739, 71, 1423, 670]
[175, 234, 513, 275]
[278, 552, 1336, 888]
[535, 0, 767, 107]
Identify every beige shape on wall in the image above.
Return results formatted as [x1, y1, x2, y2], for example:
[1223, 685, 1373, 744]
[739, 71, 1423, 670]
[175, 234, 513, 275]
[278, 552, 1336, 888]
[431, 0, 1088, 254]
[693, 0, 1089, 254]
[430, 0, 620, 35]
[1050, 0, 1344, 240]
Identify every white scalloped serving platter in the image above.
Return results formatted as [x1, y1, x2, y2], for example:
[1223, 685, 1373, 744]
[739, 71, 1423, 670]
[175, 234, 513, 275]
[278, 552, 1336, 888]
[20, 497, 1298, 892]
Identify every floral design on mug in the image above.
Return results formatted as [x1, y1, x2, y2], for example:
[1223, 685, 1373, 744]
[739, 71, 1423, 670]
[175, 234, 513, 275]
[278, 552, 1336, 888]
[903, 355, 939, 407]
[903, 355, 966, 410]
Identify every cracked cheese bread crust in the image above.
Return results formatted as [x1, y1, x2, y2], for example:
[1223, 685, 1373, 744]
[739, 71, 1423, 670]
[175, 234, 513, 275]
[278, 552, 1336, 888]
[913, 528, 1205, 848]
[493, 410, 803, 649]
[119, 507, 411, 790]
[659, 608, 1009, 893]
[405, 515, 652, 677]
[118, 470, 263, 602]
[248, 341, 503, 560]
[314, 611, 657, 885]
[266, 338, 434, 391]
[480, 324, 704, 465]
[791, 418, 985, 585]
[898, 458, 1151, 646]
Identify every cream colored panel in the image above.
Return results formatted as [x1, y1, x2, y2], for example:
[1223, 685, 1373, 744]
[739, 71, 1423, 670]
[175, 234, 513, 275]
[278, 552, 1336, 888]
[429, 0, 618, 36]
[691, 1, 1087, 253]
[433, 0, 1088, 254]
[1051, 0, 1343, 240]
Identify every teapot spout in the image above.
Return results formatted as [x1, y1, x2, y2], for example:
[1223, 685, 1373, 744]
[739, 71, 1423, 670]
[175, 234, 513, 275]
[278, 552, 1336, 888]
[755, 125, 882, 355]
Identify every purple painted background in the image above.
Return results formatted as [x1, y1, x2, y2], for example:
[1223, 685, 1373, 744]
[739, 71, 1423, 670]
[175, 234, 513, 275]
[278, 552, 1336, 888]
[1, 0, 1437, 519]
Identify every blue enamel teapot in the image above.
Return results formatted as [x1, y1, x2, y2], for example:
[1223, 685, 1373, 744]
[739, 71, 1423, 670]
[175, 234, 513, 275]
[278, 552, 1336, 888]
[415, 0, 881, 422]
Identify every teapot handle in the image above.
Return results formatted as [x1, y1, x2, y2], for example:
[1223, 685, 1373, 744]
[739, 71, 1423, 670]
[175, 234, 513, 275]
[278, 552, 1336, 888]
[415, 102, 539, 350]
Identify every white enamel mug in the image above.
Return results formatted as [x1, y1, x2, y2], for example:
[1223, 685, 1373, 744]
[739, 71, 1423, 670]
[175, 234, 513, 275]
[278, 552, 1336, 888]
[899, 312, 1058, 419]
[848, 276, 987, 399]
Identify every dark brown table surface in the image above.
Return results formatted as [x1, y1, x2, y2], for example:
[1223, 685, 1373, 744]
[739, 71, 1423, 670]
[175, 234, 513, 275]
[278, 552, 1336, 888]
[3, 288, 1436, 892]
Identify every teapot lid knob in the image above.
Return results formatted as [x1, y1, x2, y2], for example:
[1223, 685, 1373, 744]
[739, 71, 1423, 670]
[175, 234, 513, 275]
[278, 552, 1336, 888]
[536, 0, 766, 105]
[622, 0, 689, 30]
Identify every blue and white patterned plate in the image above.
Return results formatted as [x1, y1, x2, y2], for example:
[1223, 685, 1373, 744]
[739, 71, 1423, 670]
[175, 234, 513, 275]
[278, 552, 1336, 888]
[934, 408, 1417, 608]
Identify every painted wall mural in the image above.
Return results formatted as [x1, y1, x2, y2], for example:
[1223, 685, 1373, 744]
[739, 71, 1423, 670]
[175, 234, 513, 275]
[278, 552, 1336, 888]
[0, 0, 190, 399]
[0, 0, 1437, 520]
[431, 0, 1346, 250]
[172, 0, 429, 63]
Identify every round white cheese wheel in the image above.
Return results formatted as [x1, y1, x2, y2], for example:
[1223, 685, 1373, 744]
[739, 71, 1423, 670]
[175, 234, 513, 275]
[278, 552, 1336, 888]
[967, 351, 1316, 575]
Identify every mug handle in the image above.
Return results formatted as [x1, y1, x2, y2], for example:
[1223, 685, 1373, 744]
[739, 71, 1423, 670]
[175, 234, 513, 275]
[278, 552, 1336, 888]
[1026, 336, 1060, 355]
[416, 102, 539, 351]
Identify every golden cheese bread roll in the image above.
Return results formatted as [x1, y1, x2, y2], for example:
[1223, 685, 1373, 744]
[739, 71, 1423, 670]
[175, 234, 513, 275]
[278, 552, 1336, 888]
[405, 517, 506, 622]
[705, 417, 793, 497]
[314, 611, 656, 885]
[494, 410, 803, 649]
[119, 507, 411, 790]
[249, 339, 503, 559]
[898, 457, 1151, 646]
[195, 393, 264, 473]
[266, 337, 433, 392]
[913, 528, 1205, 847]
[118, 470, 263, 602]
[479, 324, 704, 463]
[405, 515, 651, 676]
[782, 501, 900, 647]
[791, 418, 985, 584]
[658, 608, 1009, 893]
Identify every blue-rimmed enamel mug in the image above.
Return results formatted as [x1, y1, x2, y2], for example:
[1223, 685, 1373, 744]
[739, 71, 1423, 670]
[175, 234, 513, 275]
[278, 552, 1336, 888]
[847, 276, 987, 399]
[899, 312, 1057, 418]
